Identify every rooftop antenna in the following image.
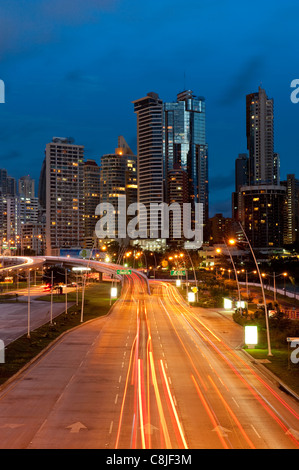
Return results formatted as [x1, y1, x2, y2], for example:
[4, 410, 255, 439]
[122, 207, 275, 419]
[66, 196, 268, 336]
[184, 71, 186, 91]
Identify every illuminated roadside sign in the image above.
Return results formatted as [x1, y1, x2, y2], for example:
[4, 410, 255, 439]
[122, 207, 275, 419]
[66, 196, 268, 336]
[110, 287, 118, 298]
[245, 326, 258, 346]
[171, 270, 186, 276]
[224, 298, 233, 310]
[116, 269, 132, 275]
[188, 292, 196, 303]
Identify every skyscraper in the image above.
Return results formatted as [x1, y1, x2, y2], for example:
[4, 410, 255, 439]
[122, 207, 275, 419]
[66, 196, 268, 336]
[282, 174, 299, 245]
[18, 175, 35, 198]
[83, 159, 100, 244]
[246, 86, 278, 186]
[235, 153, 249, 192]
[163, 90, 209, 244]
[44, 137, 84, 255]
[232, 153, 248, 220]
[240, 185, 286, 248]
[100, 136, 137, 241]
[133, 93, 164, 243]
[234, 88, 286, 249]
[0, 169, 16, 196]
[167, 165, 189, 245]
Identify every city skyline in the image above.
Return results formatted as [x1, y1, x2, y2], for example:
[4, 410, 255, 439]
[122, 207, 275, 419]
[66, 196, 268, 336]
[1, 1, 299, 217]
[1, 83, 298, 221]
[0, 1, 299, 453]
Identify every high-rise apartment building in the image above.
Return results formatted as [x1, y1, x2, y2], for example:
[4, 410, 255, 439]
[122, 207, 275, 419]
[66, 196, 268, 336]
[18, 175, 35, 198]
[167, 165, 189, 245]
[235, 153, 249, 191]
[0, 169, 16, 196]
[133, 93, 164, 242]
[232, 153, 249, 220]
[44, 137, 84, 255]
[20, 196, 39, 225]
[100, 136, 137, 241]
[239, 185, 286, 248]
[281, 174, 299, 245]
[233, 88, 286, 248]
[21, 223, 45, 255]
[0, 196, 21, 253]
[83, 159, 100, 244]
[246, 87, 278, 186]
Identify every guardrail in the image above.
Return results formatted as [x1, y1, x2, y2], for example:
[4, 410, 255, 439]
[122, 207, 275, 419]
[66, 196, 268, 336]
[239, 281, 299, 301]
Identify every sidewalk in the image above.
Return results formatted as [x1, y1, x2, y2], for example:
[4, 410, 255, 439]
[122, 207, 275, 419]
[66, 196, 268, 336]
[192, 305, 244, 350]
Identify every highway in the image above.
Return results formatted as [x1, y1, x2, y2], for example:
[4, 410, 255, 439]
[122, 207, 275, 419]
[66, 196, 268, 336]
[0, 270, 298, 449]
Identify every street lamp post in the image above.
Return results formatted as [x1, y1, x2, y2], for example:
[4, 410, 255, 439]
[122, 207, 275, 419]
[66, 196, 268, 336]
[27, 270, 31, 339]
[223, 240, 241, 307]
[65, 268, 68, 315]
[81, 272, 87, 322]
[245, 270, 249, 299]
[184, 250, 198, 302]
[75, 274, 79, 306]
[264, 271, 288, 303]
[50, 270, 53, 325]
[237, 223, 272, 356]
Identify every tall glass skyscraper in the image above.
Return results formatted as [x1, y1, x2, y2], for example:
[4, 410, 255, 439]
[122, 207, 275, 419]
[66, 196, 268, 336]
[163, 90, 209, 243]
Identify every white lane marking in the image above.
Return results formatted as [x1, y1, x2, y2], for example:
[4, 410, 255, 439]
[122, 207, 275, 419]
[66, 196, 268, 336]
[251, 424, 261, 439]
[109, 421, 113, 434]
[115, 394, 118, 404]
[232, 397, 239, 408]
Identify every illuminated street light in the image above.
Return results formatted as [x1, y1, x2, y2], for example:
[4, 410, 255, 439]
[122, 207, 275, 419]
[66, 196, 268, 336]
[236, 223, 272, 356]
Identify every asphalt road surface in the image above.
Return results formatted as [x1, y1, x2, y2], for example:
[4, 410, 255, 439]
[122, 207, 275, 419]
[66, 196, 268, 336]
[0, 274, 298, 449]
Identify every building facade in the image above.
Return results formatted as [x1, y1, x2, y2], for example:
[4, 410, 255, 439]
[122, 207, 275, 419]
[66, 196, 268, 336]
[239, 185, 286, 248]
[100, 136, 137, 241]
[282, 174, 299, 245]
[133, 93, 164, 242]
[163, 90, 209, 244]
[44, 137, 84, 255]
[83, 159, 100, 245]
[246, 87, 279, 186]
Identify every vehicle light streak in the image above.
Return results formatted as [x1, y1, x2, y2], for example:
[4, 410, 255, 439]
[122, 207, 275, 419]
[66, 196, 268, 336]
[160, 360, 188, 449]
[158, 298, 208, 392]
[163, 283, 299, 448]
[114, 335, 137, 449]
[220, 343, 299, 421]
[138, 359, 146, 449]
[186, 311, 299, 447]
[191, 374, 230, 449]
[148, 351, 172, 449]
[207, 375, 255, 449]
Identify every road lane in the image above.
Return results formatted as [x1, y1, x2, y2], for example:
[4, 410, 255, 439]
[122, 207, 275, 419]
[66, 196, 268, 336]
[154, 281, 299, 449]
[0, 275, 298, 449]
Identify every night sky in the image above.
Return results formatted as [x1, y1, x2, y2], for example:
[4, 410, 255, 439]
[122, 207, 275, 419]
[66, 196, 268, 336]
[0, 0, 299, 217]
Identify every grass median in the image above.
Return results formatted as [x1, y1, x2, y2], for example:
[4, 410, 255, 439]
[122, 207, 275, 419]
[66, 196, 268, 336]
[0, 281, 118, 386]
[244, 348, 299, 396]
